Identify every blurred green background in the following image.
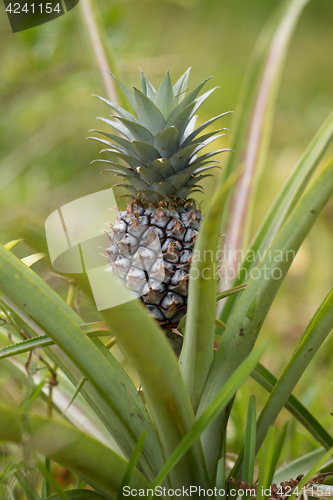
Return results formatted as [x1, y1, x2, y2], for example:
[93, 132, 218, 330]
[0, 0, 333, 461]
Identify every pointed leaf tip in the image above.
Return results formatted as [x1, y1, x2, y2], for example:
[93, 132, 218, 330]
[153, 70, 175, 120]
[106, 72, 137, 110]
[139, 68, 156, 100]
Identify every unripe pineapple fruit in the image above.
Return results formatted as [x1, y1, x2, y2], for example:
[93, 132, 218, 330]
[90, 68, 231, 327]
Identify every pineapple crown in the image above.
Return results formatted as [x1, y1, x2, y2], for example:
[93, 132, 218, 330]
[90, 68, 232, 204]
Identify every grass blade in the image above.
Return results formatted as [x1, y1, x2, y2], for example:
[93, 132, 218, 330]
[230, 289, 333, 481]
[216, 458, 226, 499]
[273, 448, 327, 485]
[62, 377, 87, 416]
[42, 458, 52, 499]
[269, 421, 289, 483]
[14, 470, 41, 500]
[254, 422, 288, 500]
[4, 239, 22, 251]
[255, 288, 333, 454]
[256, 427, 275, 500]
[37, 461, 68, 500]
[0, 303, 131, 460]
[180, 168, 240, 411]
[216, 284, 247, 303]
[243, 395, 256, 486]
[287, 447, 333, 500]
[21, 380, 47, 412]
[0, 326, 111, 360]
[21, 253, 45, 267]
[117, 432, 147, 500]
[252, 363, 333, 449]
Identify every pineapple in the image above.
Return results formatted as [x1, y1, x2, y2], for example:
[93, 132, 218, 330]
[90, 68, 230, 327]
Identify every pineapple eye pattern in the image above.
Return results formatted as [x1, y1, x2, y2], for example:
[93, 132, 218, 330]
[45, 188, 166, 312]
[105, 203, 200, 326]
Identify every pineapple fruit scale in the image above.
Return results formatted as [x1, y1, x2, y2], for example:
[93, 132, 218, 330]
[90, 68, 230, 327]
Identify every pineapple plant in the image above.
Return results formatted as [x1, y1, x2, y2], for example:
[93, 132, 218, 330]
[1, 0, 333, 498]
[90, 69, 231, 327]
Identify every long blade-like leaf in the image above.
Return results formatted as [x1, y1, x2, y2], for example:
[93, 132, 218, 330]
[272, 448, 327, 485]
[0, 408, 148, 499]
[230, 366, 332, 482]
[180, 168, 239, 411]
[0, 324, 112, 360]
[153, 70, 174, 120]
[256, 427, 275, 500]
[252, 363, 333, 449]
[102, 297, 209, 490]
[4, 239, 23, 250]
[288, 447, 333, 500]
[14, 470, 41, 500]
[149, 343, 266, 493]
[222, 0, 310, 272]
[220, 110, 333, 324]
[0, 247, 164, 481]
[269, 421, 289, 484]
[117, 432, 147, 500]
[231, 289, 333, 480]
[173, 67, 191, 105]
[198, 158, 333, 475]
[255, 288, 333, 453]
[0, 302, 131, 460]
[243, 395, 256, 486]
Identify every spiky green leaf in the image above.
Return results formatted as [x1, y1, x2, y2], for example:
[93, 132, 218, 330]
[108, 72, 137, 110]
[153, 126, 180, 158]
[113, 117, 154, 144]
[131, 141, 161, 166]
[182, 112, 232, 146]
[169, 144, 198, 172]
[133, 88, 166, 135]
[166, 102, 196, 140]
[150, 158, 175, 177]
[153, 70, 175, 120]
[140, 68, 156, 100]
[173, 67, 191, 105]
[169, 78, 211, 121]
[94, 95, 138, 123]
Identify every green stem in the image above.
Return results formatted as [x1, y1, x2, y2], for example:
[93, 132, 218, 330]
[80, 0, 120, 105]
